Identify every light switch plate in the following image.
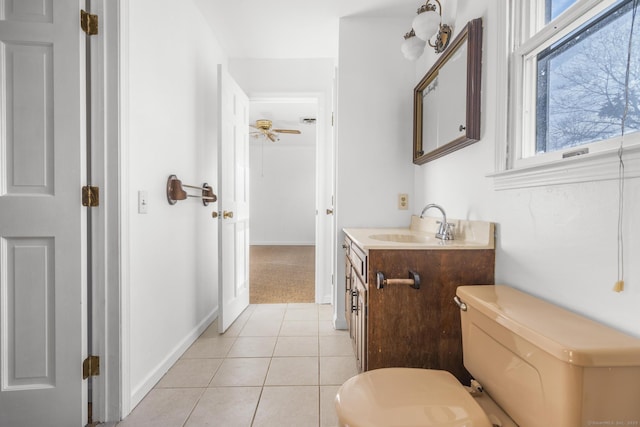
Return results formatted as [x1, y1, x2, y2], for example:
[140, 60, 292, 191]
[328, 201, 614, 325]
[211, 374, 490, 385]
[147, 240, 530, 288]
[138, 190, 148, 214]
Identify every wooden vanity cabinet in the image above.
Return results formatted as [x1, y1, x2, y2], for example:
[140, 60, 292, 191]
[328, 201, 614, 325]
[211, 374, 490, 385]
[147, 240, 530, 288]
[344, 236, 367, 371]
[343, 236, 494, 385]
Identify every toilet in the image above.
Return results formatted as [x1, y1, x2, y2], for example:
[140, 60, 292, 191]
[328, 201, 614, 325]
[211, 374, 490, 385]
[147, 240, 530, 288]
[335, 285, 640, 427]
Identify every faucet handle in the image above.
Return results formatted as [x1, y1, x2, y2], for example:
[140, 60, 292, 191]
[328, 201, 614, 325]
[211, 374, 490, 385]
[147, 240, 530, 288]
[444, 223, 455, 239]
[436, 222, 455, 240]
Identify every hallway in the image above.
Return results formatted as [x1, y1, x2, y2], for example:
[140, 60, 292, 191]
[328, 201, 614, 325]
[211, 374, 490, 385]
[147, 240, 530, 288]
[117, 304, 355, 426]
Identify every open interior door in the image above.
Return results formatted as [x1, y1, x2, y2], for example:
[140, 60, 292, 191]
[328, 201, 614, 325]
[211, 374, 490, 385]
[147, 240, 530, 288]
[0, 1, 87, 425]
[217, 65, 250, 333]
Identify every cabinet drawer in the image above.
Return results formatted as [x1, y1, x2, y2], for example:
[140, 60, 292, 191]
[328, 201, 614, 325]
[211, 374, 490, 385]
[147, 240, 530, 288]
[348, 242, 367, 282]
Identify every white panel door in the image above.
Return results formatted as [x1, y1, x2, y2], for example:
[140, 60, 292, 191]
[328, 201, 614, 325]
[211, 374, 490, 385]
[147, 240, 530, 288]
[0, 1, 86, 426]
[217, 65, 250, 333]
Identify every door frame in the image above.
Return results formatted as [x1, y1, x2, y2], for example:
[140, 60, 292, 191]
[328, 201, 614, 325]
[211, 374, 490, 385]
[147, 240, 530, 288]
[247, 92, 334, 304]
[89, 0, 126, 422]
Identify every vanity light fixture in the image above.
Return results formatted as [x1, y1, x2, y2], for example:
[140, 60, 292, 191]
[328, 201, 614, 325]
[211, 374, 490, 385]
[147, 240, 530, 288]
[401, 29, 426, 60]
[411, 0, 452, 54]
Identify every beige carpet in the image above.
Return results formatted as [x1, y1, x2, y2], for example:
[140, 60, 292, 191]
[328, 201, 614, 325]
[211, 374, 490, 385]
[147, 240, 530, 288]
[250, 245, 315, 304]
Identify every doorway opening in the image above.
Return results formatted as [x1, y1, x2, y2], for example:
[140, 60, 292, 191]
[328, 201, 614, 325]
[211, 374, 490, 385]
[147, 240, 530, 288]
[248, 97, 320, 304]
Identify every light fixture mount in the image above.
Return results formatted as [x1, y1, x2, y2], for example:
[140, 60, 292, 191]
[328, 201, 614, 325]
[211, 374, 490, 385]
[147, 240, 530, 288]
[409, 0, 451, 55]
[430, 23, 452, 53]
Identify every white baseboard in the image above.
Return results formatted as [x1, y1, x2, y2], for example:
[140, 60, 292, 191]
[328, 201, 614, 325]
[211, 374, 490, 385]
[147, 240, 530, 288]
[333, 314, 347, 330]
[128, 307, 218, 411]
[318, 291, 332, 305]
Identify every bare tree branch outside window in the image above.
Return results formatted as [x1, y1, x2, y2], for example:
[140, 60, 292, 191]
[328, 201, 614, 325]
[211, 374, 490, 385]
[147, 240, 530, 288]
[536, 0, 640, 153]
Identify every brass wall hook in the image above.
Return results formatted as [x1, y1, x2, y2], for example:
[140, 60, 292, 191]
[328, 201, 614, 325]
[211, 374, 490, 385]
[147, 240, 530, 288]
[167, 174, 217, 206]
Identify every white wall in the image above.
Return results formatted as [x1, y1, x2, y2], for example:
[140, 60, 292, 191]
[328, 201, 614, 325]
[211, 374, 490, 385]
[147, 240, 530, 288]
[250, 138, 316, 245]
[126, 0, 225, 410]
[412, 2, 640, 338]
[335, 17, 416, 326]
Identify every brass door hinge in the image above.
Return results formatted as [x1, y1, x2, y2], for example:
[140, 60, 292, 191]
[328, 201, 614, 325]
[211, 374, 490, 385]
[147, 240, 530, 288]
[82, 186, 100, 207]
[81, 10, 98, 35]
[83, 355, 100, 379]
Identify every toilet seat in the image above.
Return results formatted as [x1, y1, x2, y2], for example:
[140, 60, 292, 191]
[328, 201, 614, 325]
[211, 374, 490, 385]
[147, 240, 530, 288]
[335, 368, 494, 427]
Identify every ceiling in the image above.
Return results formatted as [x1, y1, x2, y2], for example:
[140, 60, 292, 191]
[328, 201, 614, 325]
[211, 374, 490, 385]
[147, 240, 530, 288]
[193, 0, 421, 59]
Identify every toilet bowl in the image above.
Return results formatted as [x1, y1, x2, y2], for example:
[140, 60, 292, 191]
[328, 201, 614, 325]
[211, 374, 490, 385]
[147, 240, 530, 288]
[335, 285, 640, 427]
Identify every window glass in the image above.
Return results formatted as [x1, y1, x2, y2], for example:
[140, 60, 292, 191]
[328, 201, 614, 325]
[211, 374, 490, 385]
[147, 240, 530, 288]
[546, 0, 579, 22]
[535, 0, 639, 154]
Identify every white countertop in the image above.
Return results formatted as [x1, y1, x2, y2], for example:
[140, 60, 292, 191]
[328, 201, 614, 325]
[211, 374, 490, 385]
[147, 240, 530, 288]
[343, 216, 495, 250]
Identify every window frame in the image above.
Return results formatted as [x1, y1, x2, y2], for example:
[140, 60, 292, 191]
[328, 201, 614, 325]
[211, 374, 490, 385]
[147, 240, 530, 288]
[491, 0, 640, 189]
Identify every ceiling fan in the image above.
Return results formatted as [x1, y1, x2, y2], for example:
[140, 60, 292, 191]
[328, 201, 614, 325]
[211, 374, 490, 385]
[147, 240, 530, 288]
[249, 119, 301, 142]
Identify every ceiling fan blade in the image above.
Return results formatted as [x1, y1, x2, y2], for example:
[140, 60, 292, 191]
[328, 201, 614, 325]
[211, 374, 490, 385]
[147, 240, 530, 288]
[273, 129, 301, 134]
[267, 133, 278, 142]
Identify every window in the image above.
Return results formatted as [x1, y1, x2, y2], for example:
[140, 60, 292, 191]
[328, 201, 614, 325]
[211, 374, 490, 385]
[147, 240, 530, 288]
[497, 0, 640, 186]
[536, 1, 639, 155]
[546, 0, 578, 22]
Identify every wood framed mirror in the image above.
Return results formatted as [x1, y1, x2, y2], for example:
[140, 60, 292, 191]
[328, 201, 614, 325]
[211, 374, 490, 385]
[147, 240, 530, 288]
[413, 18, 483, 165]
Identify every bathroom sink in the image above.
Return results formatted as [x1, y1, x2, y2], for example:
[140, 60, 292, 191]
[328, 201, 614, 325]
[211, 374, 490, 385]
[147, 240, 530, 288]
[343, 215, 495, 250]
[368, 233, 436, 244]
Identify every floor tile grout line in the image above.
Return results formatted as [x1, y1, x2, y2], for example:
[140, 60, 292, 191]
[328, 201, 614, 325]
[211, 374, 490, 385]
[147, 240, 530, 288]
[179, 387, 207, 427]
[250, 386, 265, 427]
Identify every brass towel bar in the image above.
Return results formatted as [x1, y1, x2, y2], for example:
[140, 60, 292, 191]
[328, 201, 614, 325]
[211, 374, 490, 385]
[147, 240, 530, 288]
[167, 174, 217, 206]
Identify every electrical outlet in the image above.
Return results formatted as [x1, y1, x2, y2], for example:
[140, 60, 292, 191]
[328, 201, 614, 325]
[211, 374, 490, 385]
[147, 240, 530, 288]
[138, 190, 148, 214]
[398, 193, 409, 210]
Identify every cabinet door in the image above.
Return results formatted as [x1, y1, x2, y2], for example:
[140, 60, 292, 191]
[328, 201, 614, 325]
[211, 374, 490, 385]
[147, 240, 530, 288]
[350, 272, 358, 342]
[344, 255, 352, 334]
[352, 274, 367, 372]
[355, 279, 367, 372]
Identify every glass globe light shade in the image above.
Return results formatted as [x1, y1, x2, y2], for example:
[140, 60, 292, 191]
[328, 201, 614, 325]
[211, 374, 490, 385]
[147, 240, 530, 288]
[401, 34, 426, 60]
[412, 9, 440, 41]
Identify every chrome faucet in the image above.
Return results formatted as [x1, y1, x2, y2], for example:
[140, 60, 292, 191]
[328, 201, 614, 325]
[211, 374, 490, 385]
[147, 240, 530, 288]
[419, 203, 454, 240]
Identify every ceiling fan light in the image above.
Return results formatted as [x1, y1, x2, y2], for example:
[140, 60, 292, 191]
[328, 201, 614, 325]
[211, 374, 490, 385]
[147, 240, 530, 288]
[401, 30, 426, 60]
[412, 3, 441, 41]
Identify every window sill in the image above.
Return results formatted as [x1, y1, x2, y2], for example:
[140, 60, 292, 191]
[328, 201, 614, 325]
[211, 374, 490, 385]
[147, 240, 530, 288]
[488, 144, 640, 190]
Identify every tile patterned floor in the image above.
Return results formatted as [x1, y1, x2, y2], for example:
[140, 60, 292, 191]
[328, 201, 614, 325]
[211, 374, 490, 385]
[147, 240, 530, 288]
[117, 303, 355, 427]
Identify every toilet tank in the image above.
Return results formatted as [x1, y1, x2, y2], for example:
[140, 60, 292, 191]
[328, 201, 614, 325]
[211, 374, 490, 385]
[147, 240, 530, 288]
[456, 285, 640, 427]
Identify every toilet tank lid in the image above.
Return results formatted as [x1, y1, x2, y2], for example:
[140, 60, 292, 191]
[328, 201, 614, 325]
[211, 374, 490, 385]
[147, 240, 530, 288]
[457, 285, 640, 367]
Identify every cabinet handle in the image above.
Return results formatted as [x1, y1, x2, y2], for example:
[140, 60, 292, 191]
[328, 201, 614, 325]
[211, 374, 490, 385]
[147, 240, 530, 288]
[351, 290, 358, 312]
[342, 243, 348, 250]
